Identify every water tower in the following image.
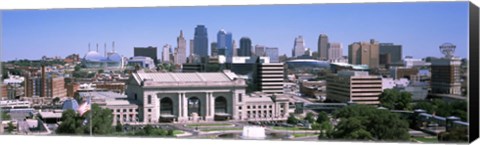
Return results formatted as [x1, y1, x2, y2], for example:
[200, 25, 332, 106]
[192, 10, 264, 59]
[439, 43, 456, 58]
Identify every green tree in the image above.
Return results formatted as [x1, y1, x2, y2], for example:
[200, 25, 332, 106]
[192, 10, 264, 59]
[7, 122, 15, 133]
[413, 99, 467, 121]
[379, 89, 412, 110]
[304, 112, 315, 123]
[287, 113, 299, 124]
[316, 111, 329, 124]
[115, 121, 123, 132]
[333, 105, 410, 141]
[1, 112, 11, 120]
[438, 128, 468, 142]
[98, 69, 104, 74]
[56, 104, 113, 135]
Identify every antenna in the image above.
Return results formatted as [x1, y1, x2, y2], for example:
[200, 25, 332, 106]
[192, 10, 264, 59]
[104, 43, 107, 57]
[88, 43, 91, 52]
[112, 41, 115, 52]
[96, 43, 99, 52]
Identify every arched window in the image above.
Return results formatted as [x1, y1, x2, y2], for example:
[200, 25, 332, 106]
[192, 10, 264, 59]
[215, 96, 227, 113]
[160, 97, 173, 115]
[188, 97, 201, 116]
[134, 93, 138, 100]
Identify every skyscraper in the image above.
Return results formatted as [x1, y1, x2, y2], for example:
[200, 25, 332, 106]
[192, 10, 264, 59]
[318, 34, 329, 60]
[292, 35, 305, 58]
[265, 47, 279, 63]
[194, 25, 209, 57]
[239, 37, 252, 56]
[175, 30, 187, 65]
[162, 44, 172, 63]
[348, 39, 380, 68]
[134, 46, 158, 64]
[328, 42, 343, 60]
[188, 39, 195, 57]
[379, 43, 402, 66]
[217, 29, 233, 63]
[232, 40, 237, 57]
[210, 42, 218, 57]
[255, 45, 266, 56]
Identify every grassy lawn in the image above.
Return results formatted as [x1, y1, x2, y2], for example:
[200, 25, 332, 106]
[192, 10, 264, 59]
[293, 133, 318, 138]
[414, 137, 439, 143]
[200, 128, 242, 132]
[186, 123, 232, 127]
[271, 126, 311, 131]
[173, 130, 184, 135]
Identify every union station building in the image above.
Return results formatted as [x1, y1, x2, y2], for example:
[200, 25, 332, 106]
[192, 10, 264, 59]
[125, 70, 292, 124]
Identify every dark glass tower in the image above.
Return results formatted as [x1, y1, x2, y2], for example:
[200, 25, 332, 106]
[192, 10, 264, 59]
[239, 37, 252, 56]
[194, 25, 209, 57]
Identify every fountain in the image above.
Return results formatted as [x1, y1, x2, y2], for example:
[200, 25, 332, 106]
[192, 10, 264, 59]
[240, 126, 266, 139]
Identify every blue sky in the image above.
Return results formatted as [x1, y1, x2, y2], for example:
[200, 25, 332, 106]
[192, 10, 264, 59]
[1, 2, 469, 61]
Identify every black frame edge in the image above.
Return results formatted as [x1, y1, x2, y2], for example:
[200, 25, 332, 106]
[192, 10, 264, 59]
[469, 1, 479, 143]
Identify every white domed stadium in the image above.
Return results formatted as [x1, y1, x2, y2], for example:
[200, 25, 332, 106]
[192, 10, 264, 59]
[82, 44, 124, 69]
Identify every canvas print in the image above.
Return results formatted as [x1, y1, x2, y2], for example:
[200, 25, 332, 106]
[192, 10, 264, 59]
[0, 1, 474, 144]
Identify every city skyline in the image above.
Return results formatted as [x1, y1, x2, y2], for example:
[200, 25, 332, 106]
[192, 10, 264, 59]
[2, 2, 469, 61]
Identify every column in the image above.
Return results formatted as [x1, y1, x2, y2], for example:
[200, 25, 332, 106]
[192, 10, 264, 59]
[182, 93, 188, 121]
[177, 93, 182, 118]
[206, 92, 210, 117]
[209, 92, 215, 120]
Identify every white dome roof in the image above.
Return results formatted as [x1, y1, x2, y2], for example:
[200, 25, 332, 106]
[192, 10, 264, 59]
[107, 53, 122, 62]
[84, 51, 105, 62]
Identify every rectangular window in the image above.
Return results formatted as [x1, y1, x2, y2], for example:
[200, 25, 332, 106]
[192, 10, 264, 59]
[247, 106, 251, 109]
[239, 106, 242, 110]
[123, 109, 127, 112]
[148, 95, 152, 104]
[238, 93, 242, 102]
[129, 109, 133, 112]
[148, 109, 152, 112]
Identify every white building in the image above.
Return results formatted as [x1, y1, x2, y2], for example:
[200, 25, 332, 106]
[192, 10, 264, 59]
[404, 58, 430, 68]
[292, 36, 306, 58]
[125, 70, 291, 123]
[162, 44, 172, 63]
[128, 56, 156, 69]
[175, 31, 187, 65]
[382, 78, 410, 90]
[327, 42, 343, 60]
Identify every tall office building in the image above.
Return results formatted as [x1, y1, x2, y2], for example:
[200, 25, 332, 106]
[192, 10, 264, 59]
[328, 42, 343, 60]
[292, 36, 305, 58]
[430, 43, 461, 95]
[211, 42, 218, 57]
[265, 47, 279, 63]
[232, 40, 238, 57]
[255, 45, 266, 56]
[318, 34, 329, 60]
[194, 25, 209, 57]
[431, 58, 462, 95]
[258, 63, 284, 94]
[348, 39, 380, 68]
[175, 30, 187, 65]
[189, 39, 195, 63]
[162, 44, 172, 63]
[217, 29, 233, 63]
[239, 37, 252, 56]
[379, 43, 402, 66]
[134, 46, 158, 64]
[326, 71, 382, 105]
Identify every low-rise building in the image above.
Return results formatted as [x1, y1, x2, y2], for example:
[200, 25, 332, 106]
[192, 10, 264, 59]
[300, 80, 326, 98]
[326, 71, 382, 105]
